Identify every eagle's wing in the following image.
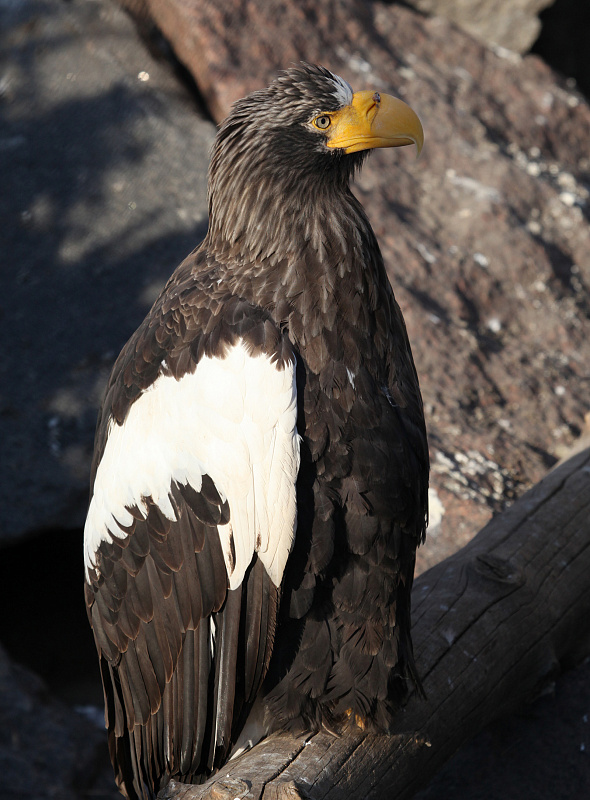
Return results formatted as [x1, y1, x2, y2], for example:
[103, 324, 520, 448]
[84, 274, 299, 798]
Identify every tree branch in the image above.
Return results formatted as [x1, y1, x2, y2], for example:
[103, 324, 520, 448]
[162, 447, 590, 800]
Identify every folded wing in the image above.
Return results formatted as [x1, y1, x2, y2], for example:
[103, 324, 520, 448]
[84, 338, 299, 799]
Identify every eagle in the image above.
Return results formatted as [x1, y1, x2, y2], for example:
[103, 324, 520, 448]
[84, 63, 428, 800]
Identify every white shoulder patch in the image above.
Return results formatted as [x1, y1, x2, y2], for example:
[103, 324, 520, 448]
[331, 73, 353, 107]
[84, 341, 300, 589]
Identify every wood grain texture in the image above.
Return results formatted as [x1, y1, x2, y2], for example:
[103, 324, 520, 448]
[161, 446, 590, 799]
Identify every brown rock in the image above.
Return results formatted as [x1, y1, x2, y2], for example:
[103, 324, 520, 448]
[119, 0, 590, 566]
[121, 0, 380, 122]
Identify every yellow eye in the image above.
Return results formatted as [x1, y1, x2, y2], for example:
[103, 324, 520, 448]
[313, 115, 331, 130]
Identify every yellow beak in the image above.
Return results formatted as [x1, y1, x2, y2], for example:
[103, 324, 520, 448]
[326, 90, 424, 155]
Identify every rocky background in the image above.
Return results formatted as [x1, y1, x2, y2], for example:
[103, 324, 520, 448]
[1, 0, 589, 797]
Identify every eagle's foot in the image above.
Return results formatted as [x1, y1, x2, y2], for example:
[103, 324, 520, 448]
[344, 708, 367, 730]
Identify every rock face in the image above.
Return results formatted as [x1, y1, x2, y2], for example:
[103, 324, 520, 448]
[119, 0, 589, 570]
[0, 641, 116, 799]
[1, 0, 588, 562]
[2, 0, 589, 566]
[0, 0, 215, 543]
[403, 0, 556, 53]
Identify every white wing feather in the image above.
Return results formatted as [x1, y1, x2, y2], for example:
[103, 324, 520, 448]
[84, 340, 300, 589]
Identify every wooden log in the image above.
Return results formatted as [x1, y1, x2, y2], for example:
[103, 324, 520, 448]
[162, 447, 590, 800]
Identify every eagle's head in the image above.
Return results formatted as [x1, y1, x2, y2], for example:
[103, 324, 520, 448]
[207, 64, 423, 259]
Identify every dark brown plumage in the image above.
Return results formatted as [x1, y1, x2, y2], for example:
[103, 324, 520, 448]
[84, 64, 428, 800]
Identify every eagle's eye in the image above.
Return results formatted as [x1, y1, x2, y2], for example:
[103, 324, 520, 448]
[313, 115, 331, 130]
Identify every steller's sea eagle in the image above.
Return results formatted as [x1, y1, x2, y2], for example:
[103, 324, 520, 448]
[84, 63, 428, 800]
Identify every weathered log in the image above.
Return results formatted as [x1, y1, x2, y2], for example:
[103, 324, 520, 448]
[162, 447, 590, 800]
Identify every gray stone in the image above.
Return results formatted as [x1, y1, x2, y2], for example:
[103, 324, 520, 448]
[0, 0, 215, 543]
[0, 641, 117, 798]
[404, 0, 556, 54]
